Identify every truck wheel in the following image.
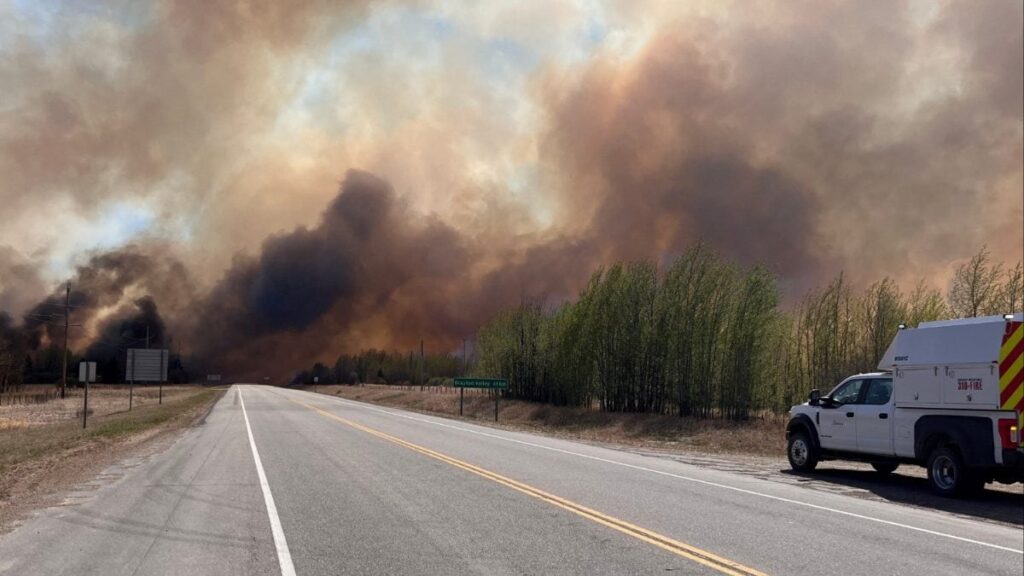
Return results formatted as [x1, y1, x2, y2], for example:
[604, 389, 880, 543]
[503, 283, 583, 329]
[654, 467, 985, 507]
[788, 431, 818, 472]
[926, 446, 974, 497]
[871, 462, 899, 475]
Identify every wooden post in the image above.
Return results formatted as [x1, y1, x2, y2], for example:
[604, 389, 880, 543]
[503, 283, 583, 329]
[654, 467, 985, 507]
[82, 380, 89, 429]
[159, 349, 165, 405]
[128, 349, 134, 410]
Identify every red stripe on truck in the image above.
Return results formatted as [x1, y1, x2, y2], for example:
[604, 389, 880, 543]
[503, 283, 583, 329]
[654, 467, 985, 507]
[1000, 373, 1023, 406]
[999, 322, 1023, 408]
[1000, 336, 1024, 375]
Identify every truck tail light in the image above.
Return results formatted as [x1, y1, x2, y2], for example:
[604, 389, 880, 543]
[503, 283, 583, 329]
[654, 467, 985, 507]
[997, 418, 1020, 448]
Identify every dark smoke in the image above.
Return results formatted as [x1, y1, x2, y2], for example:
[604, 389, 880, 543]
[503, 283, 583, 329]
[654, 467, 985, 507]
[20, 247, 194, 351]
[85, 297, 171, 382]
[188, 170, 474, 379]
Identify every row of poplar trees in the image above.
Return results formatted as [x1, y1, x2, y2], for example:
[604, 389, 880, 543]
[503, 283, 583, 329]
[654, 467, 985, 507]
[476, 245, 1023, 420]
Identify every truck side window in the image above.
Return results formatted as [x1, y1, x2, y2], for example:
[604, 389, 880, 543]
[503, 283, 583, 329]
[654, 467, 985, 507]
[863, 379, 893, 405]
[831, 379, 864, 405]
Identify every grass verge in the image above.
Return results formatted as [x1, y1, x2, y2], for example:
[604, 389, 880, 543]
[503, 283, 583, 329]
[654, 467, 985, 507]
[0, 387, 223, 532]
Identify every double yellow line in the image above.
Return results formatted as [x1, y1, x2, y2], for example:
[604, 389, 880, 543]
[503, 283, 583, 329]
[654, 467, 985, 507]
[285, 395, 767, 576]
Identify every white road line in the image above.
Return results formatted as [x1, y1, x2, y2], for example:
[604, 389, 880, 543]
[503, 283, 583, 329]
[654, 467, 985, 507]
[240, 387, 297, 576]
[292, 389, 1023, 555]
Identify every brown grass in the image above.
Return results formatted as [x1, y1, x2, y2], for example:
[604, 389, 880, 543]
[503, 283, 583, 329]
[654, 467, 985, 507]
[0, 385, 198, 429]
[309, 384, 787, 458]
[0, 386, 223, 532]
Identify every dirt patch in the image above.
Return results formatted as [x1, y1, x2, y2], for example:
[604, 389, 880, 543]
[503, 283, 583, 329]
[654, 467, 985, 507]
[0, 386, 223, 534]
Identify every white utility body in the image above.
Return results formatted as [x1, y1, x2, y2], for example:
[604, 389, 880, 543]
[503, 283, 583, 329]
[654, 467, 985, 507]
[786, 314, 1024, 497]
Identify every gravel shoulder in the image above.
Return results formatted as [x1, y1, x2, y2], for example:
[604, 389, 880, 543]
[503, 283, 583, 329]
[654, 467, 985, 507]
[0, 386, 224, 534]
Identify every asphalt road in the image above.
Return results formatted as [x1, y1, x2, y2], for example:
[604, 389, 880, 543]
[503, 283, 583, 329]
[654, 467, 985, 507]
[1, 385, 1021, 575]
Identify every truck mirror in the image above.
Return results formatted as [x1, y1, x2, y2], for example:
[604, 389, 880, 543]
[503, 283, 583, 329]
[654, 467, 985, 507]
[808, 389, 821, 406]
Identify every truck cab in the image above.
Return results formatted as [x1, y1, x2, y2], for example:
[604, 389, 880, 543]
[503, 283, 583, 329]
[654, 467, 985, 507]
[786, 314, 1024, 497]
[791, 373, 895, 456]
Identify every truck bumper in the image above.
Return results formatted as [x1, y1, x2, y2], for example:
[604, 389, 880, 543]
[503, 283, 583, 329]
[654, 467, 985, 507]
[998, 449, 1024, 482]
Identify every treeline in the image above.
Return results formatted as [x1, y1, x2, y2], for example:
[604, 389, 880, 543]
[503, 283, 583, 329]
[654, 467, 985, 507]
[291, 348, 465, 386]
[1, 318, 192, 392]
[283, 246, 1021, 418]
[476, 246, 779, 417]
[0, 315, 76, 393]
[475, 245, 1022, 419]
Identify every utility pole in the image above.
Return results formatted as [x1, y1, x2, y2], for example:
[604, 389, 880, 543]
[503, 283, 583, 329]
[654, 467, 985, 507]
[419, 339, 424, 391]
[463, 338, 468, 376]
[60, 284, 69, 399]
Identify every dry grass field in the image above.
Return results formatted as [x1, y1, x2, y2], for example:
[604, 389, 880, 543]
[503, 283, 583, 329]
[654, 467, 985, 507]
[0, 385, 198, 430]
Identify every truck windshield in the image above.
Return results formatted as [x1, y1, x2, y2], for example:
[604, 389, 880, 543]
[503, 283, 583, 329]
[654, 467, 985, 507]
[830, 379, 865, 404]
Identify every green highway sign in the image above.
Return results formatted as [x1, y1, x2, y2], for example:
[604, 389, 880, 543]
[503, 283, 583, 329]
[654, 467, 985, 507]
[454, 377, 508, 389]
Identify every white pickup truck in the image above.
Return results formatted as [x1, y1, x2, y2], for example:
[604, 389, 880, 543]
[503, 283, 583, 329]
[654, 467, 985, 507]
[786, 314, 1024, 496]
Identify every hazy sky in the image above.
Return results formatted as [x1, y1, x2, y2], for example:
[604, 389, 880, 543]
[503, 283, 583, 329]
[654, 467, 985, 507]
[0, 1, 1021, 367]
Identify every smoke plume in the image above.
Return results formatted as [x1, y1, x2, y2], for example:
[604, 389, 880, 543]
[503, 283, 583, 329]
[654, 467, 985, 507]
[0, 1, 1020, 379]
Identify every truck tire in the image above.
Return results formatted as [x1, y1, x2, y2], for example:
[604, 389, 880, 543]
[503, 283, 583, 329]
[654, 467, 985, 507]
[787, 431, 818, 472]
[871, 462, 899, 475]
[926, 446, 981, 497]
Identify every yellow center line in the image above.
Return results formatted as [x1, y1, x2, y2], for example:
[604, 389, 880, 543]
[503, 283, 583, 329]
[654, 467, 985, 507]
[281, 393, 769, 576]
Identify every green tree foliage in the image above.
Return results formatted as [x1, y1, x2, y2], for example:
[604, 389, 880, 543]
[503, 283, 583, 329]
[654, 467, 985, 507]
[476, 302, 544, 400]
[476, 246, 784, 419]
[298, 246, 1020, 418]
[474, 245, 1020, 419]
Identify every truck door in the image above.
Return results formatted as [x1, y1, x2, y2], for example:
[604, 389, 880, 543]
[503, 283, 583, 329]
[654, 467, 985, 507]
[818, 378, 865, 452]
[854, 378, 894, 455]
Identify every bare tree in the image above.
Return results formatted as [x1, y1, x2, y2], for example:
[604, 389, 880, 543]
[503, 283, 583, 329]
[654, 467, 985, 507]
[1002, 262, 1023, 313]
[948, 246, 1004, 318]
[0, 336, 21, 394]
[906, 280, 948, 326]
[858, 278, 907, 371]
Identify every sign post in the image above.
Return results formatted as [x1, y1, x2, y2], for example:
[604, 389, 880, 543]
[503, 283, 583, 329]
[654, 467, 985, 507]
[453, 378, 508, 421]
[159, 350, 165, 405]
[78, 361, 96, 428]
[126, 348, 169, 407]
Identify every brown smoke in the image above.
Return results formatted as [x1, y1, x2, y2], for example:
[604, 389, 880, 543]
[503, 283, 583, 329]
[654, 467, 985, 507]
[0, 1, 1020, 379]
[538, 1, 1022, 291]
[20, 245, 194, 350]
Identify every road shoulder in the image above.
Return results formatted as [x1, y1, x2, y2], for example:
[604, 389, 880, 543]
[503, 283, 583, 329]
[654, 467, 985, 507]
[315, 385, 1023, 529]
[0, 387, 224, 535]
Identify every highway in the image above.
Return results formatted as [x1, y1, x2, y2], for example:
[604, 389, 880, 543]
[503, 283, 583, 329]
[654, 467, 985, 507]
[0, 385, 1021, 575]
